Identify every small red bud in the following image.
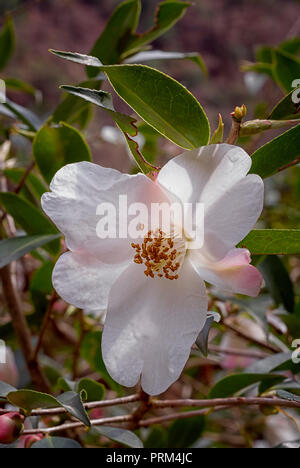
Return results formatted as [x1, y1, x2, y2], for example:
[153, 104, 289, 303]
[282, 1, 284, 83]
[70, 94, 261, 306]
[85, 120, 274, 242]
[0, 412, 24, 444]
[24, 433, 44, 449]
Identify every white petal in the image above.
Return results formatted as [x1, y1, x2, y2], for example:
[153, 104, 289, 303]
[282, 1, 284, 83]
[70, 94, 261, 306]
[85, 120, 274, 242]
[42, 162, 170, 264]
[158, 144, 264, 247]
[102, 259, 208, 395]
[52, 251, 128, 312]
[190, 248, 263, 297]
[157, 144, 252, 205]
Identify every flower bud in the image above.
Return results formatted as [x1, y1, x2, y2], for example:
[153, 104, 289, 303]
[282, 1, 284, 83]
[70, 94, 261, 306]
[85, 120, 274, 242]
[23, 433, 44, 449]
[0, 412, 24, 444]
[231, 104, 247, 122]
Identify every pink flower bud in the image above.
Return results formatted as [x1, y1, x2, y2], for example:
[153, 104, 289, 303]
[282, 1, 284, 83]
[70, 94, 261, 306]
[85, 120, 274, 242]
[23, 433, 44, 449]
[0, 412, 24, 444]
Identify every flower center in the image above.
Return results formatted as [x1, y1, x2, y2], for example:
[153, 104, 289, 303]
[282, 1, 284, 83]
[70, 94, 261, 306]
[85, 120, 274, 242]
[131, 229, 186, 280]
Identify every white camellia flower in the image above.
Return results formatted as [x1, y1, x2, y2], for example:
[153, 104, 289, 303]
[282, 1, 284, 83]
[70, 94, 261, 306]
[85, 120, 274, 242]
[42, 144, 264, 395]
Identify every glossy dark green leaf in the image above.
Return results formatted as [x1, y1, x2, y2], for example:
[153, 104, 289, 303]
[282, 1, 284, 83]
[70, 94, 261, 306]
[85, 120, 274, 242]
[94, 426, 143, 448]
[77, 379, 105, 403]
[250, 124, 300, 178]
[280, 37, 300, 55]
[273, 49, 300, 93]
[269, 87, 300, 120]
[167, 415, 205, 448]
[51, 79, 103, 126]
[0, 381, 16, 398]
[60, 85, 154, 173]
[0, 193, 60, 255]
[60, 86, 137, 136]
[87, 0, 141, 77]
[0, 16, 15, 71]
[0, 98, 42, 131]
[7, 389, 90, 426]
[258, 256, 295, 312]
[31, 437, 82, 449]
[126, 50, 207, 75]
[56, 391, 90, 427]
[123, 1, 190, 58]
[239, 229, 300, 255]
[209, 374, 283, 398]
[33, 122, 91, 184]
[52, 51, 210, 149]
[0, 235, 60, 268]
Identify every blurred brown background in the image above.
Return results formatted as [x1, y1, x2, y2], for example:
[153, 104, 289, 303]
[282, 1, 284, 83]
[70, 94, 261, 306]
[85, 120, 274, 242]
[1, 0, 300, 169]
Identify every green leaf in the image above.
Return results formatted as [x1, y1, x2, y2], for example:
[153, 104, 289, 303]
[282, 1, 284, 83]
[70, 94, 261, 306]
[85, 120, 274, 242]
[31, 437, 82, 449]
[30, 261, 54, 313]
[209, 374, 283, 398]
[167, 415, 205, 448]
[0, 235, 61, 268]
[273, 49, 300, 93]
[0, 16, 15, 71]
[101, 64, 210, 149]
[123, 1, 190, 58]
[60, 85, 153, 173]
[52, 51, 210, 149]
[258, 256, 295, 313]
[195, 316, 214, 357]
[269, 87, 300, 120]
[280, 37, 300, 55]
[277, 390, 300, 403]
[4, 78, 36, 96]
[80, 331, 121, 394]
[239, 229, 300, 255]
[60, 86, 137, 136]
[94, 426, 143, 448]
[33, 122, 91, 185]
[0, 98, 42, 131]
[77, 379, 105, 403]
[56, 391, 90, 427]
[0, 381, 16, 398]
[245, 353, 292, 374]
[126, 50, 207, 75]
[4, 168, 47, 204]
[210, 114, 224, 144]
[51, 79, 103, 127]
[250, 124, 300, 178]
[7, 389, 90, 426]
[87, 0, 141, 77]
[0, 193, 60, 255]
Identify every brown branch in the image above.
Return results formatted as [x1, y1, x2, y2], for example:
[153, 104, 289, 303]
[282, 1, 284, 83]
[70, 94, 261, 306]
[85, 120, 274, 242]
[223, 320, 279, 353]
[33, 291, 58, 361]
[0, 263, 50, 393]
[127, 389, 152, 430]
[208, 344, 268, 359]
[277, 157, 300, 174]
[22, 414, 134, 436]
[226, 106, 247, 145]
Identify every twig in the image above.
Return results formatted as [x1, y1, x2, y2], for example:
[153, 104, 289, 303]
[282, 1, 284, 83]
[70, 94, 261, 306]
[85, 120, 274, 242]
[223, 321, 279, 353]
[208, 344, 268, 359]
[72, 309, 85, 380]
[22, 414, 134, 436]
[127, 388, 152, 430]
[151, 397, 300, 410]
[33, 291, 58, 361]
[226, 105, 247, 145]
[0, 263, 50, 393]
[277, 157, 300, 174]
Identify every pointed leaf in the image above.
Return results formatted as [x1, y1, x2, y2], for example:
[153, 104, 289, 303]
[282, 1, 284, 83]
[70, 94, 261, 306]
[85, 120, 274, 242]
[0, 16, 15, 71]
[31, 437, 82, 449]
[209, 374, 284, 398]
[239, 229, 300, 255]
[0, 234, 61, 268]
[56, 391, 90, 427]
[94, 426, 143, 448]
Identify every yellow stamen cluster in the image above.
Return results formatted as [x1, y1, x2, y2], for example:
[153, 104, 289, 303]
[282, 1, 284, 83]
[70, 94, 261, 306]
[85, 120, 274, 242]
[131, 230, 181, 280]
